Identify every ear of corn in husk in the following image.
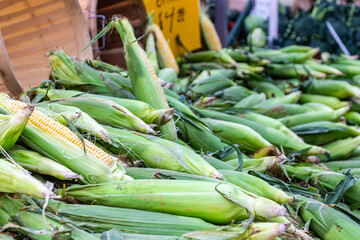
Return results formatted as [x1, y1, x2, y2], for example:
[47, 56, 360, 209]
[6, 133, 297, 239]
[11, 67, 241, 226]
[299, 93, 349, 109]
[255, 91, 301, 107]
[200, 118, 272, 152]
[183, 222, 288, 240]
[103, 126, 222, 179]
[190, 75, 236, 96]
[63, 179, 287, 224]
[146, 32, 159, 74]
[247, 80, 285, 98]
[226, 156, 280, 173]
[345, 111, 360, 125]
[323, 135, 360, 160]
[7, 145, 81, 180]
[0, 105, 33, 150]
[0, 159, 55, 198]
[204, 156, 236, 170]
[305, 60, 344, 76]
[33, 198, 217, 236]
[213, 86, 255, 102]
[291, 121, 360, 145]
[56, 97, 156, 135]
[158, 68, 177, 83]
[200, 10, 222, 51]
[303, 102, 333, 112]
[234, 93, 266, 108]
[113, 17, 177, 141]
[280, 106, 349, 127]
[306, 80, 360, 99]
[322, 159, 360, 171]
[256, 104, 313, 118]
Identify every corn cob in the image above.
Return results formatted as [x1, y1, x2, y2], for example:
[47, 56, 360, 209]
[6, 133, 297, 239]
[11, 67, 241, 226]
[201, 118, 271, 152]
[266, 64, 326, 78]
[247, 80, 285, 98]
[200, 11, 222, 51]
[37, 89, 174, 126]
[146, 32, 159, 74]
[0, 105, 33, 150]
[299, 93, 349, 109]
[306, 80, 360, 99]
[213, 86, 255, 102]
[34, 198, 216, 236]
[291, 121, 360, 145]
[146, 21, 179, 74]
[183, 222, 288, 240]
[234, 93, 266, 108]
[280, 45, 313, 52]
[305, 60, 344, 76]
[36, 103, 111, 143]
[296, 196, 360, 240]
[256, 104, 313, 118]
[219, 170, 292, 204]
[7, 146, 81, 180]
[0, 159, 55, 198]
[195, 108, 327, 156]
[113, 17, 177, 141]
[190, 75, 236, 96]
[322, 159, 360, 171]
[345, 111, 360, 125]
[158, 68, 177, 83]
[226, 156, 280, 173]
[0, 94, 116, 167]
[323, 135, 360, 160]
[280, 106, 349, 127]
[64, 180, 287, 224]
[256, 48, 319, 63]
[285, 165, 360, 204]
[20, 125, 130, 183]
[256, 91, 301, 107]
[186, 50, 236, 67]
[104, 126, 222, 179]
[329, 63, 360, 76]
[303, 102, 333, 112]
[56, 97, 156, 135]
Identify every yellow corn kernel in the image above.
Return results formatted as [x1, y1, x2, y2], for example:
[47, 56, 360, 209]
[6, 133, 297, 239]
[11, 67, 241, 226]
[152, 24, 179, 74]
[200, 13, 222, 51]
[6, 99, 114, 166]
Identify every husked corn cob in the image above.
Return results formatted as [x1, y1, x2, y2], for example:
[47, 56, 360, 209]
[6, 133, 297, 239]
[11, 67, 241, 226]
[200, 11, 222, 51]
[0, 94, 114, 166]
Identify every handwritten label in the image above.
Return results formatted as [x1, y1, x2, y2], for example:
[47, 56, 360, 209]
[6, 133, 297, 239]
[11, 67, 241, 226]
[143, 0, 201, 57]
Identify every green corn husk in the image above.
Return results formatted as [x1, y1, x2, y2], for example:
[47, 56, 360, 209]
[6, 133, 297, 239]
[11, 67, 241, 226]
[268, 216, 313, 240]
[0, 106, 33, 150]
[57, 97, 156, 134]
[344, 111, 360, 125]
[237, 112, 305, 142]
[299, 93, 349, 109]
[291, 121, 360, 145]
[0, 234, 14, 240]
[195, 108, 327, 156]
[247, 80, 285, 98]
[305, 60, 344, 76]
[329, 64, 360, 76]
[36, 103, 111, 143]
[323, 136, 360, 160]
[181, 62, 224, 72]
[306, 80, 360, 99]
[208, 69, 238, 78]
[201, 118, 271, 152]
[234, 93, 266, 108]
[302, 102, 333, 112]
[183, 222, 288, 240]
[103, 126, 222, 179]
[213, 86, 255, 102]
[284, 166, 360, 204]
[276, 79, 301, 93]
[86, 59, 127, 75]
[0, 159, 54, 198]
[280, 107, 349, 128]
[203, 156, 235, 170]
[158, 68, 177, 83]
[190, 75, 236, 96]
[113, 17, 177, 141]
[21, 125, 128, 183]
[194, 97, 234, 108]
[0, 196, 97, 240]
[266, 64, 326, 79]
[237, 63, 264, 73]
[146, 32, 159, 74]
[280, 45, 313, 53]
[256, 48, 318, 63]
[322, 160, 360, 171]
[7, 145, 81, 180]
[226, 157, 280, 173]
[256, 104, 313, 118]
[219, 170, 292, 204]
[185, 50, 237, 67]
[34, 199, 216, 236]
[255, 91, 301, 107]
[63, 180, 287, 224]
[36, 89, 174, 126]
[296, 196, 360, 240]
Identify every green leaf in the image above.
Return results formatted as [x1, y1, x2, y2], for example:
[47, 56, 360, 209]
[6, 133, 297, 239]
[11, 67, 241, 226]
[82, 21, 113, 52]
[101, 228, 124, 240]
[325, 169, 356, 204]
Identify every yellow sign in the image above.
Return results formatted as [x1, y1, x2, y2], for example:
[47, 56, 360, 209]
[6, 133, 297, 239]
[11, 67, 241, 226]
[142, 0, 201, 57]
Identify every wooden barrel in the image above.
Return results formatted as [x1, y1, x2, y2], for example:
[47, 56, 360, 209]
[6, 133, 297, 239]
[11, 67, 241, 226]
[0, 0, 93, 96]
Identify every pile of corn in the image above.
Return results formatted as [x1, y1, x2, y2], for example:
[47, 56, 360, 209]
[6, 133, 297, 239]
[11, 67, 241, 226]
[0, 15, 360, 240]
